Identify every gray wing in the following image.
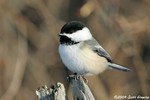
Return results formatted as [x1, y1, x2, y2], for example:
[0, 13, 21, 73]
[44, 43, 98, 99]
[84, 39, 113, 63]
[83, 39, 131, 72]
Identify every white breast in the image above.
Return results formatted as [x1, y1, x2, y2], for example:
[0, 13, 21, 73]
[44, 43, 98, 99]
[59, 44, 108, 75]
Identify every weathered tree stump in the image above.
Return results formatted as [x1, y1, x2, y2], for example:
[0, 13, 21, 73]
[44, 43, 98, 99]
[36, 75, 95, 100]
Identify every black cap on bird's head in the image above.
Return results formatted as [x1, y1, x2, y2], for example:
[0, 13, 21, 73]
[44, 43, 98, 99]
[59, 21, 92, 45]
[60, 21, 86, 34]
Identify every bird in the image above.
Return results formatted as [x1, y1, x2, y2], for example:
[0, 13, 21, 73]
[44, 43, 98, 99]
[58, 21, 130, 76]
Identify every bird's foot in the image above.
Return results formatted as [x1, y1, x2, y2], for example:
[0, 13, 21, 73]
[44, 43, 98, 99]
[68, 74, 88, 84]
[68, 73, 81, 80]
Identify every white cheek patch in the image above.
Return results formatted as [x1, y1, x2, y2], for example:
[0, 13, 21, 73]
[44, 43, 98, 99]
[62, 27, 93, 42]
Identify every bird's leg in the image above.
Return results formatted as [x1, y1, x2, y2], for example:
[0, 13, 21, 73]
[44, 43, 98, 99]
[68, 73, 81, 81]
[74, 73, 88, 84]
[73, 73, 81, 80]
[67, 73, 79, 81]
[68, 73, 88, 84]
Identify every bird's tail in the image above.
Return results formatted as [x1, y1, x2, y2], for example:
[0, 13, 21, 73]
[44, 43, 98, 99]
[108, 63, 130, 72]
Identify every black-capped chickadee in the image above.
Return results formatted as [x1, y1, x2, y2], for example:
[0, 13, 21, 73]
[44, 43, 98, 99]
[58, 21, 130, 76]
